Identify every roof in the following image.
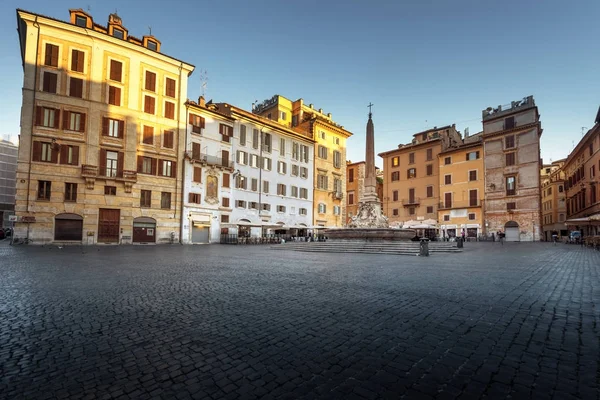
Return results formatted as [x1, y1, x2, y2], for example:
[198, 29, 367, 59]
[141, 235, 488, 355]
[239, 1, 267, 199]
[16, 9, 195, 71]
[185, 100, 236, 121]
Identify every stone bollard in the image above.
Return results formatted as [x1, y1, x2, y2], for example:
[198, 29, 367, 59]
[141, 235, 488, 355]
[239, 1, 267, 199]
[419, 238, 429, 257]
[457, 237, 463, 248]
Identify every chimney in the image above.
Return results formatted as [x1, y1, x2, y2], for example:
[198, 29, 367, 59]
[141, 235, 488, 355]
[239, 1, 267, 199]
[198, 96, 205, 107]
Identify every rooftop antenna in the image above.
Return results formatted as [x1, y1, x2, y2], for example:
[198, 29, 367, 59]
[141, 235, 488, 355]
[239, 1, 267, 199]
[200, 70, 208, 98]
[581, 127, 588, 136]
[252, 100, 259, 112]
[148, 26, 152, 36]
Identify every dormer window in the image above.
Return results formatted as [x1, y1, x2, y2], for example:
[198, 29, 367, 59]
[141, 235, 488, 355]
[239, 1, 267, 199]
[75, 15, 87, 27]
[112, 28, 124, 40]
[146, 40, 157, 51]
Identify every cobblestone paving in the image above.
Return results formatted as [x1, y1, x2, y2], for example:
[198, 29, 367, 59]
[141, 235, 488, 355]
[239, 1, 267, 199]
[1, 241, 599, 399]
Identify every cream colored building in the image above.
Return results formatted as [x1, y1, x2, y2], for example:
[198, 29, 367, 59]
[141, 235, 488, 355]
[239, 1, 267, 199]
[15, 9, 194, 244]
[540, 159, 567, 241]
[253, 95, 352, 227]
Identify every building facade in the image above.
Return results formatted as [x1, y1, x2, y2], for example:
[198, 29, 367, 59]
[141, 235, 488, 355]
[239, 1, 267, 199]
[215, 102, 315, 237]
[345, 161, 383, 225]
[563, 108, 600, 236]
[482, 96, 542, 242]
[379, 125, 462, 229]
[438, 133, 485, 239]
[181, 98, 235, 244]
[540, 159, 567, 240]
[15, 9, 194, 244]
[253, 95, 352, 227]
[0, 139, 18, 228]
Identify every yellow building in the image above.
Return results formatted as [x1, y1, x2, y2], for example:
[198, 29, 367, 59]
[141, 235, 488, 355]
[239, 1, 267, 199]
[14, 9, 194, 244]
[253, 95, 352, 227]
[437, 133, 485, 239]
[540, 159, 567, 241]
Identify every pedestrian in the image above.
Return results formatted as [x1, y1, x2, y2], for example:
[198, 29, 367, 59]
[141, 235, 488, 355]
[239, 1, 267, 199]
[497, 230, 504, 245]
[552, 231, 558, 246]
[461, 229, 466, 243]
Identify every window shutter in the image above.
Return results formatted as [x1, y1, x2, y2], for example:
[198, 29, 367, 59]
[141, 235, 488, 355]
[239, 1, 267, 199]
[171, 161, 177, 178]
[151, 158, 157, 175]
[51, 45, 59, 67]
[194, 167, 202, 182]
[476, 151, 480, 159]
[79, 113, 86, 132]
[50, 145, 58, 163]
[53, 109, 60, 128]
[35, 106, 43, 126]
[102, 117, 109, 136]
[117, 152, 124, 176]
[189, 113, 194, 124]
[188, 193, 194, 203]
[99, 149, 107, 171]
[118, 120, 124, 138]
[32, 141, 41, 162]
[201, 117, 206, 128]
[59, 146, 67, 164]
[223, 173, 230, 188]
[222, 150, 229, 167]
[137, 156, 143, 172]
[158, 159, 164, 176]
[62, 111, 71, 130]
[110, 60, 122, 82]
[71, 146, 79, 165]
[192, 143, 200, 159]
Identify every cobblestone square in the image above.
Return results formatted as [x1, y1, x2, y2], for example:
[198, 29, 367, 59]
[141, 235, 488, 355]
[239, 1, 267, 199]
[1, 241, 599, 399]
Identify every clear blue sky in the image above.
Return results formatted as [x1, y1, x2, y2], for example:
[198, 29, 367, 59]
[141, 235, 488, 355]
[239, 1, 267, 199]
[2, 0, 599, 167]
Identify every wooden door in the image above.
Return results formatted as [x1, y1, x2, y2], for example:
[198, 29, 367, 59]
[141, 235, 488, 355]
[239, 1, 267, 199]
[98, 208, 120, 243]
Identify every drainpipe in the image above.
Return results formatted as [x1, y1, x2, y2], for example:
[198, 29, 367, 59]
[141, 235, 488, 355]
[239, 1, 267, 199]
[25, 16, 41, 213]
[176, 61, 184, 244]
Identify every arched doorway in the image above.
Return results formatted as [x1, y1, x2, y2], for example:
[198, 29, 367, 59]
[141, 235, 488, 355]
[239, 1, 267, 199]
[133, 217, 156, 243]
[54, 213, 83, 241]
[504, 220, 520, 242]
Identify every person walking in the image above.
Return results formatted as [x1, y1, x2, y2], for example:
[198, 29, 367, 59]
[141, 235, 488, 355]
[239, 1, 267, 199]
[497, 230, 504, 245]
[552, 231, 558, 246]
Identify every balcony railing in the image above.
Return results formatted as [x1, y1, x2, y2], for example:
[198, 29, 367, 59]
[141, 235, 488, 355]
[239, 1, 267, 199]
[98, 167, 137, 182]
[439, 199, 482, 210]
[402, 197, 420, 206]
[81, 164, 97, 178]
[190, 152, 234, 169]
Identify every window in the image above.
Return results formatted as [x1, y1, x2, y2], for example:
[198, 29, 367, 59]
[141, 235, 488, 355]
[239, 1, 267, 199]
[222, 197, 230, 207]
[239, 125, 247, 146]
[251, 178, 258, 192]
[334, 137, 340, 145]
[220, 124, 234, 141]
[64, 183, 77, 202]
[221, 215, 230, 223]
[102, 118, 124, 138]
[163, 131, 174, 149]
[317, 174, 328, 190]
[426, 164, 433, 176]
[138, 156, 155, 175]
[104, 186, 116, 195]
[469, 213, 476, 220]
[318, 203, 326, 214]
[320, 131, 326, 140]
[109, 60, 122, 82]
[348, 192, 354, 205]
[112, 28, 124, 40]
[408, 207, 415, 215]
[189, 114, 205, 133]
[267, 113, 272, 120]
[108, 86, 121, 106]
[63, 111, 85, 132]
[165, 78, 176, 98]
[252, 129, 259, 149]
[263, 157, 272, 170]
[262, 133, 272, 152]
[392, 209, 398, 216]
[292, 115, 299, 127]
[505, 135, 515, 149]
[318, 145, 328, 159]
[69, 49, 84, 73]
[469, 170, 477, 181]
[189, 193, 201, 204]
[38, 142, 54, 162]
[427, 206, 434, 214]
[144, 96, 156, 114]
[409, 153, 415, 164]
[277, 205, 286, 213]
[161, 192, 171, 209]
[300, 188, 308, 199]
[146, 40, 157, 51]
[300, 145, 309, 163]
[237, 151, 248, 165]
[222, 173, 230, 188]
[35, 106, 59, 129]
[237, 200, 247, 208]
[407, 168, 416, 179]
[44, 43, 59, 67]
[392, 157, 399, 167]
[59, 145, 79, 165]
[104, 151, 119, 177]
[193, 167, 202, 183]
[291, 164, 299, 176]
[277, 184, 286, 196]
[333, 151, 342, 168]
[443, 215, 450, 221]
[469, 189, 478, 206]
[300, 167, 308, 178]
[145, 71, 156, 91]
[349, 168, 354, 182]
[261, 203, 271, 211]
[164, 102, 175, 119]
[140, 190, 151, 207]
[506, 176, 516, 196]
[263, 180, 269, 193]
[466, 151, 480, 161]
[426, 149, 433, 161]
[444, 157, 451, 165]
[69, 78, 83, 98]
[277, 161, 287, 174]
[426, 186, 433, 198]
[160, 160, 174, 177]
[444, 174, 451, 185]
[590, 166, 596, 178]
[143, 126, 154, 145]
[248, 201, 257, 210]
[291, 186, 298, 197]
[280, 111, 286, 120]
[505, 152, 516, 166]
[235, 175, 247, 189]
[507, 202, 516, 211]
[333, 206, 341, 215]
[547, 187, 553, 195]
[504, 116, 515, 130]
[75, 15, 87, 27]
[299, 208, 307, 215]
[391, 171, 400, 181]
[391, 190, 399, 202]
[444, 192, 452, 208]
[333, 178, 342, 194]
[250, 154, 259, 168]
[280, 138, 286, 155]
[559, 185, 563, 193]
[43, 72, 57, 93]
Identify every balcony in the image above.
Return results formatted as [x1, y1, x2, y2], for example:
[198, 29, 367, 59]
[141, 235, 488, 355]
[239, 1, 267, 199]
[98, 167, 137, 183]
[402, 197, 420, 206]
[188, 152, 234, 169]
[81, 164, 97, 178]
[439, 200, 482, 210]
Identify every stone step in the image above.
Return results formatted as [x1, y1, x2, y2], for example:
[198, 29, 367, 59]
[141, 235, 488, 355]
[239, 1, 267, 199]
[270, 242, 462, 255]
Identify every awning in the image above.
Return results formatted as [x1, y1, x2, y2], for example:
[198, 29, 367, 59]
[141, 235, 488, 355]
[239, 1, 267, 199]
[191, 215, 211, 227]
[565, 214, 600, 225]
